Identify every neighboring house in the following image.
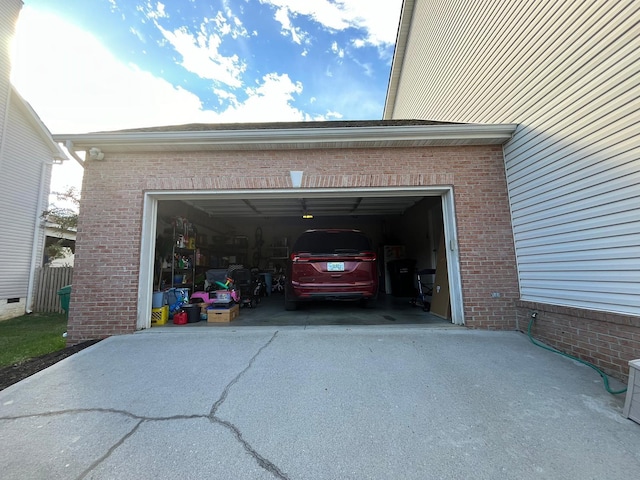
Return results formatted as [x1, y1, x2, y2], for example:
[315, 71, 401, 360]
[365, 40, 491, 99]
[0, 0, 67, 320]
[384, 0, 639, 380]
[44, 221, 76, 267]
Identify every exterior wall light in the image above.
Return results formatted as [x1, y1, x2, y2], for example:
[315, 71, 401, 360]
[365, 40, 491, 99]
[88, 147, 104, 161]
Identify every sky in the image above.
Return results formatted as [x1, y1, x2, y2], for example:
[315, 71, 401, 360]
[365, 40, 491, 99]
[10, 0, 403, 198]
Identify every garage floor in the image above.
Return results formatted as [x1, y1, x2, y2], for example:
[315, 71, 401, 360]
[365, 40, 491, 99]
[157, 293, 457, 328]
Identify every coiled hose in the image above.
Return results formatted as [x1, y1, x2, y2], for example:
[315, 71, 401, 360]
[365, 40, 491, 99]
[527, 316, 627, 395]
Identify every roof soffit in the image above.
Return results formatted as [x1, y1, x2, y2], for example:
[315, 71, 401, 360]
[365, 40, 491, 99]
[52, 123, 517, 153]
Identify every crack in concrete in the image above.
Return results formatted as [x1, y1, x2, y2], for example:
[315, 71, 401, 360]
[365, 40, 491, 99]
[214, 417, 289, 479]
[76, 419, 144, 480]
[208, 331, 289, 479]
[0, 408, 207, 422]
[210, 331, 279, 417]
[0, 331, 287, 479]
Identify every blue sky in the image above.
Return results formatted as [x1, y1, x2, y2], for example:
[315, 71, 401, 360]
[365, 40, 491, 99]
[11, 0, 403, 137]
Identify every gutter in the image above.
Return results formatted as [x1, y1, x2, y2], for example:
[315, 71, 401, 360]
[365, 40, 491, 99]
[52, 123, 518, 151]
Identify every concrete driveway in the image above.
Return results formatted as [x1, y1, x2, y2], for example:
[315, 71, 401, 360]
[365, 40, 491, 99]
[1, 326, 639, 479]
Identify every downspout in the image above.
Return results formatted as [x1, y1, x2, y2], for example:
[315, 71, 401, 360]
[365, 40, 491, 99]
[26, 158, 52, 313]
[64, 140, 85, 167]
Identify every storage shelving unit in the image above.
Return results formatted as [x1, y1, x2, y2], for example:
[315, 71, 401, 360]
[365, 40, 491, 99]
[269, 246, 290, 260]
[170, 246, 196, 291]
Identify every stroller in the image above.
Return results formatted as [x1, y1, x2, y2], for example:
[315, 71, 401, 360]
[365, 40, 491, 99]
[410, 268, 435, 312]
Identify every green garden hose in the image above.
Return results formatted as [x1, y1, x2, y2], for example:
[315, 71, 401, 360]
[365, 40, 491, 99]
[527, 315, 627, 395]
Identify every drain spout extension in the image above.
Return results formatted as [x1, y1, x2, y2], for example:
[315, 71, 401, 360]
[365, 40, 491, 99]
[527, 316, 626, 395]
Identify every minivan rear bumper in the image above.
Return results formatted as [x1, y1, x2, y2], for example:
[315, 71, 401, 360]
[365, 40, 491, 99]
[290, 283, 378, 301]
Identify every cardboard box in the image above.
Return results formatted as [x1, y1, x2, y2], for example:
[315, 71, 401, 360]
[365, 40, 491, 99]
[207, 304, 240, 323]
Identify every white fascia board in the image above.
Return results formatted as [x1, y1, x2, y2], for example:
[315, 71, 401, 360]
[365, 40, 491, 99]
[52, 123, 518, 151]
[384, 0, 416, 119]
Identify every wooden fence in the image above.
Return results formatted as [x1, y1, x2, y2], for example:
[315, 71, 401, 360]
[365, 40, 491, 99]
[33, 267, 73, 313]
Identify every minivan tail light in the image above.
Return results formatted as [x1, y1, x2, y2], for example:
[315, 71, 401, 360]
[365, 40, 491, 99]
[360, 252, 377, 262]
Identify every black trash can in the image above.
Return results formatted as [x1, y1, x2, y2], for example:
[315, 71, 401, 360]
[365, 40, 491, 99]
[387, 259, 416, 297]
[182, 304, 201, 323]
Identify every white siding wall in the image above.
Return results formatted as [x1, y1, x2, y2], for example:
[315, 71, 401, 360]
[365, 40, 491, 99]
[387, 0, 640, 316]
[0, 96, 52, 301]
[0, 0, 22, 137]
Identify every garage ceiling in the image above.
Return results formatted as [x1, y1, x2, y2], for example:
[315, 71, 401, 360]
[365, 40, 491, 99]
[186, 196, 426, 218]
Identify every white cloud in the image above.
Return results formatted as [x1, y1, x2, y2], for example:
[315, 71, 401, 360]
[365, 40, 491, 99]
[11, 8, 207, 134]
[219, 72, 308, 122]
[140, 1, 168, 20]
[331, 41, 344, 58]
[155, 23, 246, 88]
[272, 6, 308, 45]
[144, 4, 250, 87]
[129, 27, 146, 43]
[325, 110, 343, 120]
[11, 5, 342, 194]
[213, 88, 238, 106]
[261, 0, 402, 47]
[12, 7, 323, 131]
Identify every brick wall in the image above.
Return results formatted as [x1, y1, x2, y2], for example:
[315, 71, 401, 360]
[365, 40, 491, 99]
[67, 145, 519, 341]
[517, 300, 640, 383]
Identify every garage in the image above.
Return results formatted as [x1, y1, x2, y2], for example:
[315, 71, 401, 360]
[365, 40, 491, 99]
[55, 120, 520, 342]
[145, 188, 459, 328]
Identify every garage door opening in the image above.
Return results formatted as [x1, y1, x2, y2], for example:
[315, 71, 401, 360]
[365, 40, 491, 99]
[137, 188, 463, 329]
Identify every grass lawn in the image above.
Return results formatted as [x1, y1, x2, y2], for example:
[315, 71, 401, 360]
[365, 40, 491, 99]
[0, 313, 67, 368]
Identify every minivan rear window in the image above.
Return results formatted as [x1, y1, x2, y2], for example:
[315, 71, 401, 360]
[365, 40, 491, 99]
[293, 231, 372, 254]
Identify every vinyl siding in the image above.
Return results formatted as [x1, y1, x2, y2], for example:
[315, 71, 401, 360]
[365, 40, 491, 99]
[387, 0, 640, 316]
[0, 0, 22, 137]
[0, 94, 51, 299]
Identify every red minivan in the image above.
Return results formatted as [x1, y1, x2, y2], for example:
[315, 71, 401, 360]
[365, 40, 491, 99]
[285, 229, 379, 310]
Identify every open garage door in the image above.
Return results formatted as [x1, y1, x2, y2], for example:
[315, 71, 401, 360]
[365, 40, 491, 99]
[137, 187, 463, 329]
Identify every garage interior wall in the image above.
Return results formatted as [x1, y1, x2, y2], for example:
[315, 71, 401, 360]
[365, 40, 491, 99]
[66, 145, 518, 342]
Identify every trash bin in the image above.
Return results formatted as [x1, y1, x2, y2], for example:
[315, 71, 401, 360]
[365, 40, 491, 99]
[57, 285, 72, 314]
[386, 259, 416, 297]
[181, 304, 201, 323]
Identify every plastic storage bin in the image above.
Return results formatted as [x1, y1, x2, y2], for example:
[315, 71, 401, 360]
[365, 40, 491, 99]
[151, 305, 169, 326]
[152, 291, 165, 308]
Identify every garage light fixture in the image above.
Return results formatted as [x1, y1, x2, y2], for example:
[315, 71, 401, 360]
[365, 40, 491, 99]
[88, 147, 104, 161]
[302, 213, 313, 219]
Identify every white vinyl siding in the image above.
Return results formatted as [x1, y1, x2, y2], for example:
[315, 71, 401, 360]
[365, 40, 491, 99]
[0, 0, 22, 135]
[387, 0, 640, 316]
[0, 95, 52, 299]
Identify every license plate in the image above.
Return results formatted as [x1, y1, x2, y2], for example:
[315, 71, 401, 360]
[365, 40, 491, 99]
[327, 262, 345, 272]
